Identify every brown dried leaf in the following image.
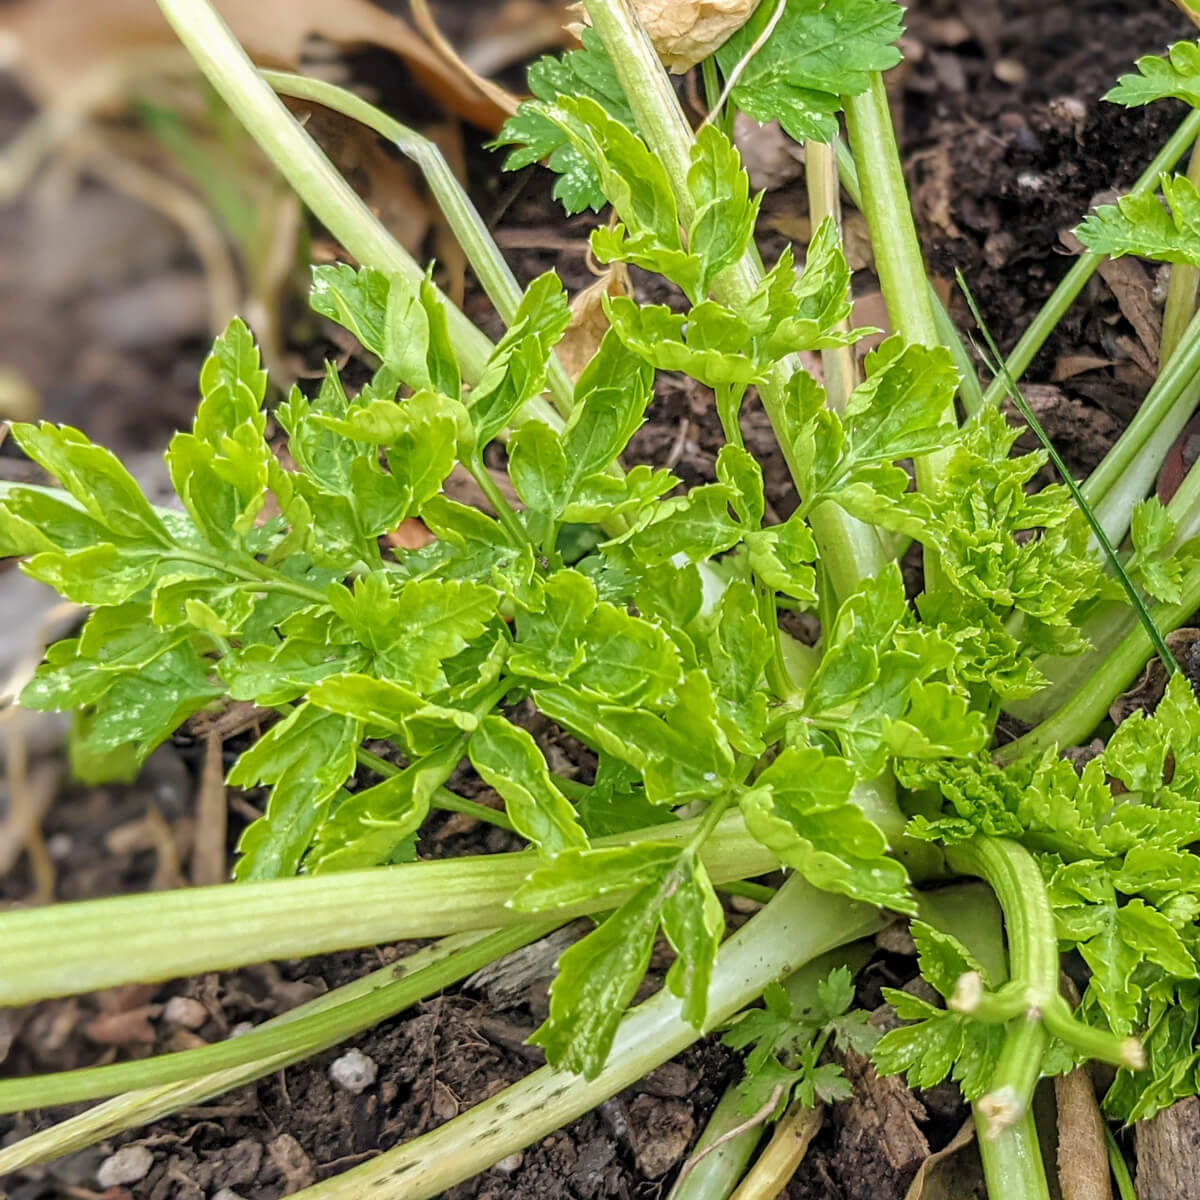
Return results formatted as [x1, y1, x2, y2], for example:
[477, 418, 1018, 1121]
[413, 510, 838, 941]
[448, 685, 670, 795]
[84, 1005, 162, 1046]
[1051, 354, 1113, 382]
[902, 1120, 983, 1200]
[633, 0, 758, 73]
[558, 262, 632, 380]
[1097, 256, 1161, 367]
[6, 0, 510, 131]
[1157, 411, 1200, 504]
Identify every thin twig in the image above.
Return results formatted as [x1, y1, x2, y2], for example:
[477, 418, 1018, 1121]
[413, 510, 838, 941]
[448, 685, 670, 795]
[409, 0, 521, 117]
[673, 1084, 783, 1189]
[698, 0, 787, 132]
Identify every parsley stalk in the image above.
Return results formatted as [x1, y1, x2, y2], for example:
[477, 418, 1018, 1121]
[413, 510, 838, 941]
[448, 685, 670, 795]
[946, 837, 1140, 1137]
[996, 557, 1200, 761]
[0, 810, 780, 1006]
[153, 0, 492, 383]
[0, 922, 555, 1115]
[843, 76, 954, 598]
[259, 69, 575, 420]
[240, 876, 886, 1200]
[581, 0, 889, 603]
[1159, 140, 1200, 363]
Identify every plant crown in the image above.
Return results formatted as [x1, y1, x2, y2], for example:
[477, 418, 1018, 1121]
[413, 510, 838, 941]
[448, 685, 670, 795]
[8, 0, 1200, 1165]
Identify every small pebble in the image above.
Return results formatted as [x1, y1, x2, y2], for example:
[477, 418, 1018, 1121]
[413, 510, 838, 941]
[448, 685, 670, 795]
[994, 58, 1027, 85]
[162, 996, 208, 1030]
[46, 833, 73, 861]
[96, 1145, 154, 1188]
[329, 1048, 378, 1094]
[493, 1151, 524, 1175]
[229, 1021, 256, 1037]
[213, 1190, 246, 1200]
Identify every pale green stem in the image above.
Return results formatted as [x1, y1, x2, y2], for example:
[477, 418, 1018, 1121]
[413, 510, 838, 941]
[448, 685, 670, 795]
[276, 876, 886, 1200]
[996, 557, 1200, 762]
[260, 69, 573, 420]
[152, 0, 491, 383]
[835, 141, 984, 413]
[843, 77, 952, 600]
[1162, 153, 1200, 365]
[581, 0, 887, 602]
[0, 922, 557, 1114]
[668, 1082, 763, 1200]
[1004, 445, 1200, 728]
[1086, 304, 1200, 541]
[0, 811, 778, 1005]
[947, 838, 1057, 1135]
[804, 139, 857, 409]
[842, 80, 941, 352]
[974, 1108, 1053, 1200]
[946, 837, 1136, 1141]
[1105, 1125, 1139, 1200]
[0, 926, 548, 1172]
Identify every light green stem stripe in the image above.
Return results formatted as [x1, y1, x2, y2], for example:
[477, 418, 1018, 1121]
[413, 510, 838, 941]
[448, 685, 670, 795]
[834, 141, 984, 413]
[843, 77, 951, 592]
[974, 1108, 1053, 1200]
[945, 839, 1058, 1009]
[152, 0, 493, 384]
[0, 926, 547, 1172]
[843, 80, 939, 350]
[0, 813, 776, 1006]
[1086, 303, 1200, 534]
[285, 876, 885, 1200]
[0, 922, 557, 1114]
[1161, 141, 1200, 365]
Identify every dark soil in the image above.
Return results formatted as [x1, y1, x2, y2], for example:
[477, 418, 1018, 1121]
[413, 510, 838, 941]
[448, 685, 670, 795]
[1, 1, 1192, 1198]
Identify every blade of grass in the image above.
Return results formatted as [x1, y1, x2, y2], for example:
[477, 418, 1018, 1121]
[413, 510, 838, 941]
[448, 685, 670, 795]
[957, 270, 1178, 678]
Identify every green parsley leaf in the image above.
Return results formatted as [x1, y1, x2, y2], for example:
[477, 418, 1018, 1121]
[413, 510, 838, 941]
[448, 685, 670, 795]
[491, 27, 634, 214]
[468, 716, 588, 857]
[1076, 173, 1200, 266]
[1106, 42, 1200, 109]
[717, 0, 904, 145]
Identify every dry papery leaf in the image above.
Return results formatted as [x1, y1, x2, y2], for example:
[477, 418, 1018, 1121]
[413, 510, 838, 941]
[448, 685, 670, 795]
[4, 0, 510, 131]
[558, 262, 632, 380]
[634, 0, 758, 73]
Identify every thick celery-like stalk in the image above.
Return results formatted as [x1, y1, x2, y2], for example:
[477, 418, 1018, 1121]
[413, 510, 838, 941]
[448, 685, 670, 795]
[283, 876, 884, 1200]
[0, 812, 776, 1006]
